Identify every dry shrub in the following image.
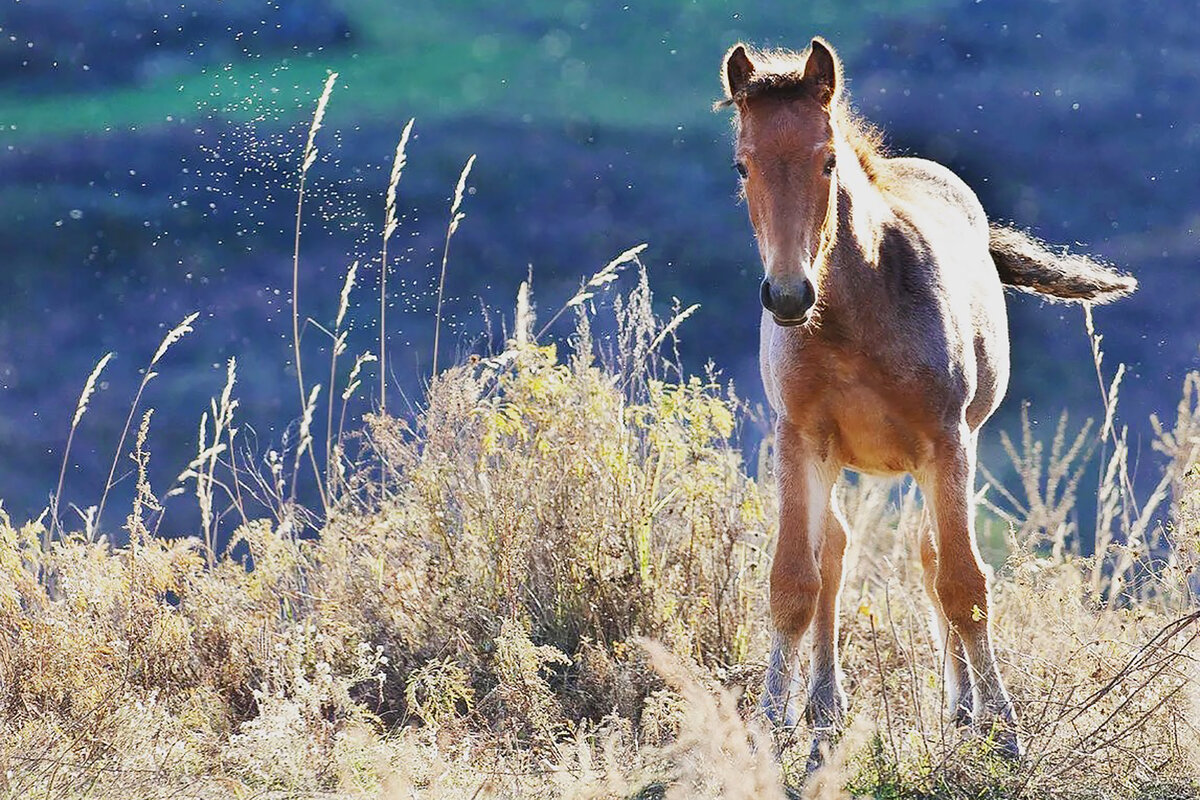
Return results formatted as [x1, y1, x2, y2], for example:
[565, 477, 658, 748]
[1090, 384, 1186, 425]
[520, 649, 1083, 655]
[0, 258, 774, 798]
[0, 448, 390, 796]
[827, 503, 1200, 798]
[319, 279, 770, 739]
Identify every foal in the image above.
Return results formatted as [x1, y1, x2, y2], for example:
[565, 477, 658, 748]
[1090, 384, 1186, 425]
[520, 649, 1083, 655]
[718, 38, 1136, 767]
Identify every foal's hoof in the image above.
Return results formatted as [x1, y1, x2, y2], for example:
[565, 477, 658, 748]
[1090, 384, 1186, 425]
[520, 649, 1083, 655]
[992, 727, 1023, 761]
[951, 703, 974, 729]
[804, 729, 836, 774]
[980, 719, 1023, 760]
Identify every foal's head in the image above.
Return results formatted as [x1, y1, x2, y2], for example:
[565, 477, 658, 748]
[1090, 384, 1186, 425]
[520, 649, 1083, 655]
[720, 38, 845, 326]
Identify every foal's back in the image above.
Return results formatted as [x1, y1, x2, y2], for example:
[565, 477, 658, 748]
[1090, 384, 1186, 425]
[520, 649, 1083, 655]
[874, 155, 1011, 433]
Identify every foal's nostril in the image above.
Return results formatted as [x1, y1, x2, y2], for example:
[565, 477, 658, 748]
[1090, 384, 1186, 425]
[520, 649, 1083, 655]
[761, 279, 815, 324]
[797, 280, 816, 314]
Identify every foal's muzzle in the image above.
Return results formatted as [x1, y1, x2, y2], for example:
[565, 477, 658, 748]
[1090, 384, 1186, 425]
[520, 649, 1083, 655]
[761, 278, 815, 326]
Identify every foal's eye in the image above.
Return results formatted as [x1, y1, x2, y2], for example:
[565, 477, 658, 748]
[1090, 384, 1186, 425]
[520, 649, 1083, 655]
[822, 154, 836, 176]
[733, 161, 748, 179]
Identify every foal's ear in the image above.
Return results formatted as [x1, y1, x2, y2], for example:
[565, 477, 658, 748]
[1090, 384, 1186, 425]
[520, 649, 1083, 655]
[803, 37, 841, 106]
[722, 44, 756, 100]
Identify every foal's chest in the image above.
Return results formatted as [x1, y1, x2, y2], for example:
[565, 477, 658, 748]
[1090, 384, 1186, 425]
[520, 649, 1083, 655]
[770, 342, 940, 475]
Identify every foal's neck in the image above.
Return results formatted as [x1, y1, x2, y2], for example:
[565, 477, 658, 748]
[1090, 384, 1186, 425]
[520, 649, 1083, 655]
[830, 139, 887, 267]
[815, 139, 890, 332]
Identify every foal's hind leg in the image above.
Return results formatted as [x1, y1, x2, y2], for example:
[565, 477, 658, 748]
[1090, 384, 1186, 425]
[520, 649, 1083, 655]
[762, 423, 835, 734]
[919, 514, 975, 727]
[923, 429, 1021, 757]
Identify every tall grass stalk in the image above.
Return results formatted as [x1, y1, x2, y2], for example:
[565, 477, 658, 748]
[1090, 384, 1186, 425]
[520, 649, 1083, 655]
[431, 153, 475, 377]
[291, 383, 321, 509]
[179, 358, 238, 567]
[94, 311, 199, 530]
[648, 302, 700, 355]
[338, 351, 376, 450]
[534, 242, 645, 340]
[1080, 305, 1183, 604]
[325, 260, 358, 497]
[291, 71, 337, 516]
[381, 118, 414, 413]
[49, 351, 113, 546]
[127, 408, 156, 546]
[1084, 304, 1139, 512]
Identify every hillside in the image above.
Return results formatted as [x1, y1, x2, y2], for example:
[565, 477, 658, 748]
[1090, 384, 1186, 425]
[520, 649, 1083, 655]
[0, 0, 1196, 522]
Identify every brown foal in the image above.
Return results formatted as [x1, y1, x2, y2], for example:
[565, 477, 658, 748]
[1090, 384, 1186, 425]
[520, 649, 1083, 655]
[718, 38, 1136, 768]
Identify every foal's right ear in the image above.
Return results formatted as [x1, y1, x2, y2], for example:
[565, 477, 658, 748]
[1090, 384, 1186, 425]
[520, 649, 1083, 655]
[722, 44, 756, 100]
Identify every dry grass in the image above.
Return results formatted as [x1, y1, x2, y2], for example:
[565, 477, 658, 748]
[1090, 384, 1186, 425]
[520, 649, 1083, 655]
[2, 79, 1199, 799]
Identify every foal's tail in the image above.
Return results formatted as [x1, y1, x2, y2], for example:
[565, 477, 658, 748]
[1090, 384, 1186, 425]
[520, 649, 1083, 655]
[988, 224, 1137, 304]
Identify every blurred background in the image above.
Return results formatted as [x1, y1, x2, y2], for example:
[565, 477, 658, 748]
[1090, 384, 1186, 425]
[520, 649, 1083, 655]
[0, 0, 1196, 529]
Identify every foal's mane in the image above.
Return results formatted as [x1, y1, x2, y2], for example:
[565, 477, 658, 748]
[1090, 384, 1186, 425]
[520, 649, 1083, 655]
[716, 46, 887, 183]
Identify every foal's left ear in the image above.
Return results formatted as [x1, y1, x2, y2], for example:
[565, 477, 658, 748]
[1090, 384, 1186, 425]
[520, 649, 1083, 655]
[803, 37, 841, 106]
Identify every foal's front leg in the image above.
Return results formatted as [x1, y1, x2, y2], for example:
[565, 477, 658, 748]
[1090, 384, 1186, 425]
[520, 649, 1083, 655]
[803, 490, 849, 771]
[762, 423, 841, 758]
[924, 429, 1021, 757]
